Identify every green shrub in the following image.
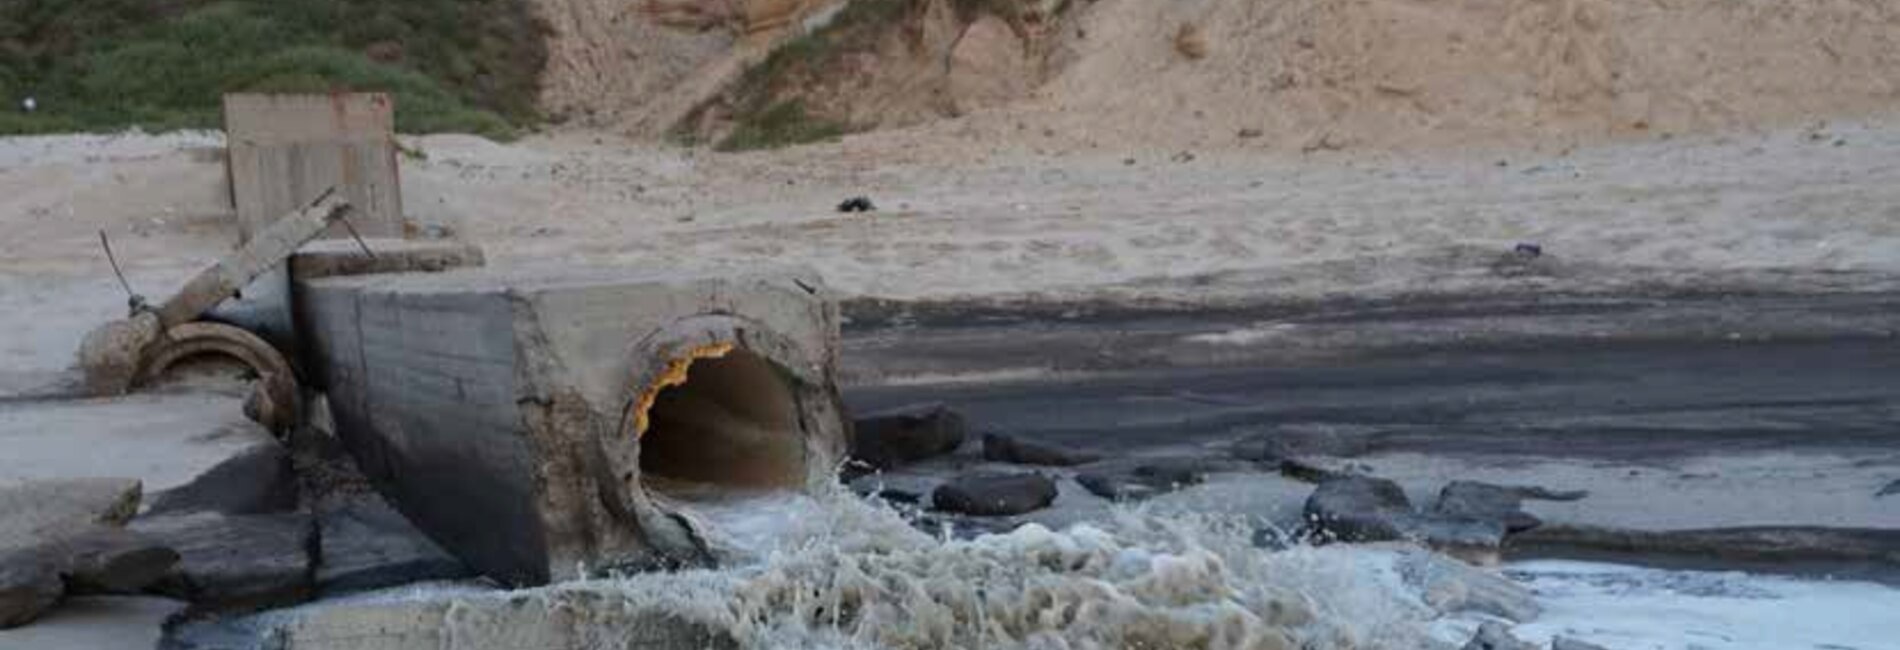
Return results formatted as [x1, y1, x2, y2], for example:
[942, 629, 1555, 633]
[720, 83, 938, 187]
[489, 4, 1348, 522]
[716, 100, 846, 152]
[0, 0, 543, 137]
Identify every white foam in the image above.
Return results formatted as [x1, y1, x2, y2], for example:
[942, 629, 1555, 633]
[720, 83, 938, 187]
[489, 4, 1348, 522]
[1504, 560, 1900, 650]
[495, 488, 1447, 649]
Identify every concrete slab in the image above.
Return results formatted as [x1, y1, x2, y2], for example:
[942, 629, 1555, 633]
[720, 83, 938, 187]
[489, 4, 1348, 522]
[0, 596, 185, 649]
[289, 238, 484, 282]
[297, 265, 847, 586]
[0, 392, 276, 493]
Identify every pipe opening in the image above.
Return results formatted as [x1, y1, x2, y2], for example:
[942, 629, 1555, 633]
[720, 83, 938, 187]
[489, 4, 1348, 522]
[637, 348, 807, 497]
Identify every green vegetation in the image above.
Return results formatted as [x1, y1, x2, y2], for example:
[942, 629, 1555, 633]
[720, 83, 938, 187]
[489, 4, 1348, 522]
[0, 0, 546, 137]
[715, 100, 845, 152]
[708, 0, 912, 151]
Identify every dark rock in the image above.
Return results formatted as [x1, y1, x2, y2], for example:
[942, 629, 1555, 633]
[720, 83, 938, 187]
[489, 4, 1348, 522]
[849, 403, 967, 472]
[1304, 476, 1506, 552]
[1075, 456, 1218, 502]
[1878, 479, 1900, 498]
[837, 196, 876, 213]
[981, 433, 1101, 467]
[1551, 637, 1613, 650]
[132, 512, 315, 613]
[1462, 622, 1538, 650]
[1436, 482, 1539, 534]
[316, 496, 471, 595]
[1304, 475, 1414, 541]
[1230, 424, 1377, 463]
[931, 473, 1057, 516]
[1075, 472, 1157, 501]
[48, 527, 180, 595]
[0, 551, 62, 629]
[1513, 243, 1543, 258]
[148, 440, 298, 517]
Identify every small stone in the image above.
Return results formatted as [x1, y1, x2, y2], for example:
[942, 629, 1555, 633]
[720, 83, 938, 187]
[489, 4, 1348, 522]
[932, 473, 1057, 517]
[1237, 128, 1264, 139]
[837, 196, 876, 213]
[981, 433, 1101, 467]
[1174, 23, 1209, 60]
[1877, 479, 1899, 498]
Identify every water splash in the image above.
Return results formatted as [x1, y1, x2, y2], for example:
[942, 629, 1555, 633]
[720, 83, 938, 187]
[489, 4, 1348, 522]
[488, 485, 1449, 650]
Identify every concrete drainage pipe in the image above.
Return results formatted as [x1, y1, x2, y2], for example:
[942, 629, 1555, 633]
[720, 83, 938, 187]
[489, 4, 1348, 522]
[298, 268, 848, 586]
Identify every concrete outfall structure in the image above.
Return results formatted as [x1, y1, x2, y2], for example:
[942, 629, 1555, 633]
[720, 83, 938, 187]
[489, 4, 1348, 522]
[74, 194, 355, 433]
[297, 265, 848, 586]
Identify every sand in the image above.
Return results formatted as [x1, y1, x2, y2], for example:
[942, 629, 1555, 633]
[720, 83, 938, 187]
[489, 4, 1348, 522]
[5, 119, 1900, 393]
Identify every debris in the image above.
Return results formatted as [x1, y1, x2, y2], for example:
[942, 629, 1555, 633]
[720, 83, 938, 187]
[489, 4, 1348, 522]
[77, 193, 351, 398]
[982, 433, 1101, 467]
[1237, 128, 1264, 139]
[1174, 23, 1209, 60]
[932, 472, 1058, 516]
[837, 196, 876, 213]
[1878, 479, 1899, 498]
[1513, 242, 1543, 258]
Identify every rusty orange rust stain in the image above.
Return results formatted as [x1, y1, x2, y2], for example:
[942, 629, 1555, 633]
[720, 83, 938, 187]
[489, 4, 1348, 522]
[631, 342, 734, 437]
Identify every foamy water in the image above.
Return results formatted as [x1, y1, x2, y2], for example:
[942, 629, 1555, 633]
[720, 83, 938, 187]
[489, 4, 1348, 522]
[176, 483, 1900, 649]
[503, 486, 1449, 650]
[1502, 560, 1900, 650]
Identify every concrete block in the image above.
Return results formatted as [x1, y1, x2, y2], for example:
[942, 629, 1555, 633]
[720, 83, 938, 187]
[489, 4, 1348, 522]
[298, 266, 847, 586]
[290, 238, 485, 283]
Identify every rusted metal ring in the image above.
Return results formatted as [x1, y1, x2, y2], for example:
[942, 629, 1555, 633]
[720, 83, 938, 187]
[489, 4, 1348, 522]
[131, 321, 300, 435]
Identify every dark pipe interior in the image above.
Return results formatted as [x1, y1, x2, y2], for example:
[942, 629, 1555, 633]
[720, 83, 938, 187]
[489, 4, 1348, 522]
[639, 350, 806, 494]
